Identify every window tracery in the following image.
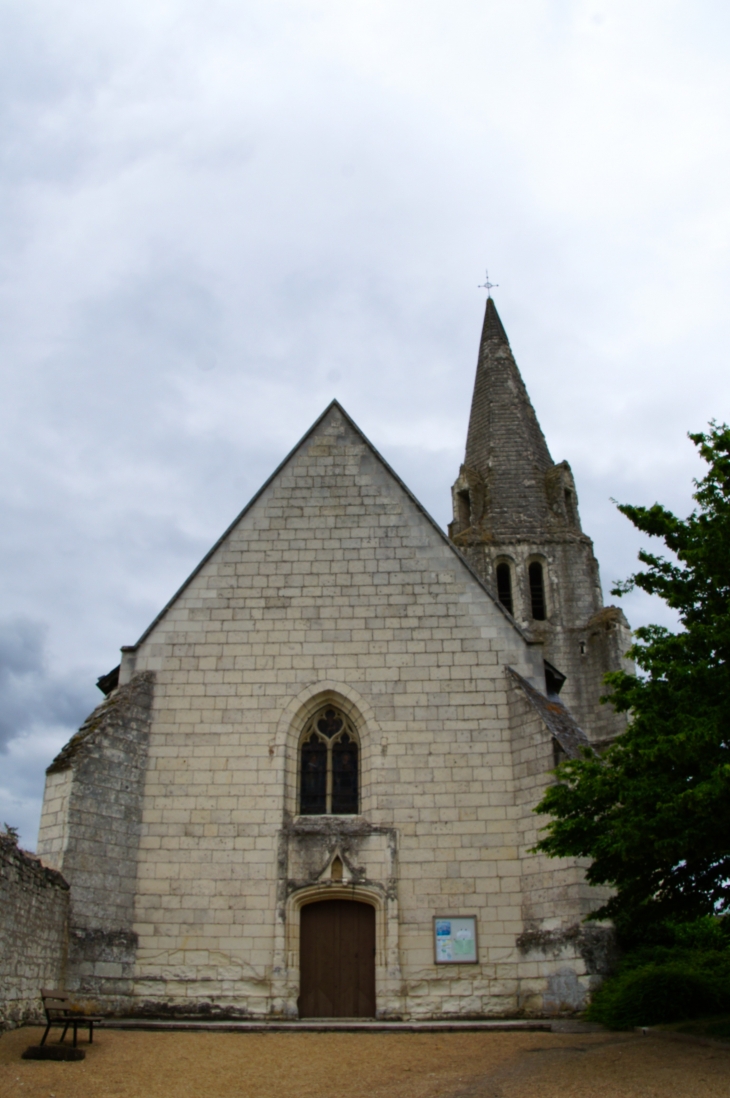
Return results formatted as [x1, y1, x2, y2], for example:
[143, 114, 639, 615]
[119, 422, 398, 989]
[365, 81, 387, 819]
[299, 706, 359, 816]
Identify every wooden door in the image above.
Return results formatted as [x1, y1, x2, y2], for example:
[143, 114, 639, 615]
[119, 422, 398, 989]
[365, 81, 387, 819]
[299, 899, 376, 1017]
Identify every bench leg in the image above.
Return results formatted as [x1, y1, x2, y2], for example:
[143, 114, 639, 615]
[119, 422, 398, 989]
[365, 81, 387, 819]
[89, 1021, 94, 1044]
[73, 1023, 78, 1049]
[40, 1024, 51, 1047]
[59, 1022, 69, 1044]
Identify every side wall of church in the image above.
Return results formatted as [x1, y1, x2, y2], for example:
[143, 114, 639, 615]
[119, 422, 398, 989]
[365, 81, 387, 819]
[507, 681, 614, 1012]
[37, 674, 154, 1009]
[110, 409, 597, 1019]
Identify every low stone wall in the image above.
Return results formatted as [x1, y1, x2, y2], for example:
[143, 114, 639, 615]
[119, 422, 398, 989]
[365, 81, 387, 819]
[0, 830, 69, 1031]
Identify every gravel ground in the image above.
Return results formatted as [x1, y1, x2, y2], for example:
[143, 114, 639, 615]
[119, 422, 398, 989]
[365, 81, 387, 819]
[1, 1025, 729, 1098]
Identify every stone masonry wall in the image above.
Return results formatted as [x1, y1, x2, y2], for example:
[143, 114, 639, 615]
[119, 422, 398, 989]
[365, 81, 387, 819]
[37, 673, 154, 1009]
[507, 681, 615, 1012]
[115, 405, 590, 1019]
[459, 536, 631, 744]
[0, 831, 69, 1031]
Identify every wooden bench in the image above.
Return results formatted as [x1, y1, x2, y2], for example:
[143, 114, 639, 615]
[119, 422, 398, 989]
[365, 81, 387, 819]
[40, 990, 104, 1048]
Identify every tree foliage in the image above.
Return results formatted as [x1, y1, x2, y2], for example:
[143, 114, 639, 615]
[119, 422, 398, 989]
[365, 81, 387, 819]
[534, 423, 730, 931]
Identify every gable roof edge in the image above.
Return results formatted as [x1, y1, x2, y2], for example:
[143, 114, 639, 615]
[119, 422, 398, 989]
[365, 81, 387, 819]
[507, 667, 591, 759]
[128, 400, 534, 650]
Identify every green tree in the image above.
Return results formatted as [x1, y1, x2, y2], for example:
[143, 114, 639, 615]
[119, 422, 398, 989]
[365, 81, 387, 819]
[534, 423, 730, 932]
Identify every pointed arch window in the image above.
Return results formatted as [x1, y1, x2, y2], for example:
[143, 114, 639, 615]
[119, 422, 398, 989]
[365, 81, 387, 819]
[299, 706, 359, 816]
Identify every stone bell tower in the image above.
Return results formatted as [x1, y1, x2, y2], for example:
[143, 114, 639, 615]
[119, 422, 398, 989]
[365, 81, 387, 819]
[449, 296, 632, 744]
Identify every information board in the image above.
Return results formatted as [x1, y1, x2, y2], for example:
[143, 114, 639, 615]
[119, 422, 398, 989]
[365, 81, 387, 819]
[433, 916, 478, 964]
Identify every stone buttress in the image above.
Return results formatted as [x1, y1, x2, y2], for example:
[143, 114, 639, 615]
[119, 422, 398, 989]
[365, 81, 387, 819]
[36, 674, 154, 1010]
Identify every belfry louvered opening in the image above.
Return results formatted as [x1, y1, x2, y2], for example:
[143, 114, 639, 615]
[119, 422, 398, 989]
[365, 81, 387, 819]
[300, 706, 359, 816]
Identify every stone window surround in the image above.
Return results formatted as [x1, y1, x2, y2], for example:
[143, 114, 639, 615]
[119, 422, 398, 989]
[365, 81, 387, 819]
[279, 682, 378, 822]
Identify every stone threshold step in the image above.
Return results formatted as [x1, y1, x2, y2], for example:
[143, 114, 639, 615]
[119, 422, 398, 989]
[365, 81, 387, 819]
[100, 1019, 552, 1033]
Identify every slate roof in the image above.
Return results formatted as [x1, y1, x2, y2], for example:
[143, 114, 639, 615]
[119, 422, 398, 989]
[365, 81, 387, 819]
[463, 297, 560, 539]
[508, 667, 592, 759]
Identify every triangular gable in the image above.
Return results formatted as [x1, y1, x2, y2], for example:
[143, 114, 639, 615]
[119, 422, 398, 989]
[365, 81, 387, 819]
[128, 400, 532, 650]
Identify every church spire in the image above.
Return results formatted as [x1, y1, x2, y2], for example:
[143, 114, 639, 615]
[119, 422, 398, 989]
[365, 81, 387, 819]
[458, 297, 558, 539]
[477, 294, 510, 346]
[449, 295, 631, 745]
[465, 298, 552, 481]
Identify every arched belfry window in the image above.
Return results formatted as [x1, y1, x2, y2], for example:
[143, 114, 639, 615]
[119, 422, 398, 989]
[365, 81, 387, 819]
[528, 561, 547, 621]
[496, 562, 513, 615]
[300, 706, 359, 816]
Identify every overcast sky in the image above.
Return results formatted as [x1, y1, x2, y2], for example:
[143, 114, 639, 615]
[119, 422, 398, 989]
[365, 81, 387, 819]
[2, 0, 729, 848]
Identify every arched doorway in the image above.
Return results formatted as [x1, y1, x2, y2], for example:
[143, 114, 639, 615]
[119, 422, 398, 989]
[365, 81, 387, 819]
[299, 899, 376, 1017]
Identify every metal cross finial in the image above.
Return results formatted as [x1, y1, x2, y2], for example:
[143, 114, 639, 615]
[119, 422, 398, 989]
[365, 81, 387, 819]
[478, 270, 499, 297]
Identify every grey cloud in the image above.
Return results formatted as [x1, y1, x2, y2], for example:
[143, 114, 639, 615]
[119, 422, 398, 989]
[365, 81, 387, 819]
[0, 616, 97, 751]
[0, 0, 728, 847]
[0, 616, 44, 676]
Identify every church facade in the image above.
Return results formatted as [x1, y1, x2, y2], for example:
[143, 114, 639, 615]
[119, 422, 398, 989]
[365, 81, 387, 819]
[37, 299, 631, 1019]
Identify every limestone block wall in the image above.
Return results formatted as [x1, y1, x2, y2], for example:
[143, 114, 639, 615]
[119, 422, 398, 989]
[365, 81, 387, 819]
[118, 407, 575, 1019]
[0, 831, 69, 1030]
[391, 689, 526, 1020]
[34, 769, 72, 871]
[37, 673, 154, 1007]
[508, 680, 614, 1012]
[35, 404, 601, 1020]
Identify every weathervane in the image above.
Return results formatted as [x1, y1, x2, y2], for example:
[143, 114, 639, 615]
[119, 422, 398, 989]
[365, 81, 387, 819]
[478, 269, 499, 297]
